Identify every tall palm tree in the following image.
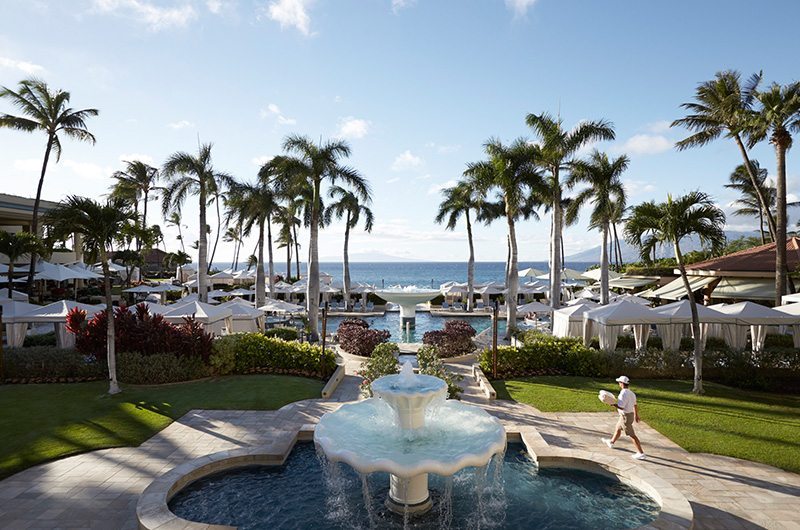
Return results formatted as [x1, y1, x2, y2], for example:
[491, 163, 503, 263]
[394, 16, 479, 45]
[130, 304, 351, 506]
[749, 82, 800, 304]
[566, 151, 628, 304]
[222, 224, 243, 271]
[161, 144, 232, 303]
[45, 196, 137, 395]
[0, 78, 99, 289]
[274, 206, 298, 279]
[435, 180, 488, 312]
[624, 192, 726, 395]
[526, 113, 616, 309]
[325, 185, 374, 310]
[206, 178, 227, 273]
[0, 231, 41, 297]
[273, 135, 369, 341]
[165, 211, 187, 252]
[163, 250, 192, 282]
[672, 71, 776, 241]
[109, 160, 160, 250]
[225, 177, 279, 307]
[464, 138, 542, 335]
[725, 161, 774, 244]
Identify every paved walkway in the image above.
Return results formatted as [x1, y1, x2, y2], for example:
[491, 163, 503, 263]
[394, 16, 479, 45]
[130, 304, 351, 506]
[0, 360, 798, 529]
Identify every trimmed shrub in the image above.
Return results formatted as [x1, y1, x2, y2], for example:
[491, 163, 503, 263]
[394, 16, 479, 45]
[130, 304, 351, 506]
[3, 346, 106, 383]
[479, 335, 608, 378]
[357, 347, 400, 397]
[264, 327, 299, 341]
[417, 345, 463, 399]
[23, 332, 56, 347]
[337, 318, 390, 357]
[117, 351, 210, 385]
[422, 320, 476, 358]
[372, 342, 400, 358]
[212, 333, 337, 379]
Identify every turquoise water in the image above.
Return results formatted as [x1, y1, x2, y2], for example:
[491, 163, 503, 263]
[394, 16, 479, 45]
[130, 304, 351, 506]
[323, 311, 508, 342]
[169, 442, 659, 529]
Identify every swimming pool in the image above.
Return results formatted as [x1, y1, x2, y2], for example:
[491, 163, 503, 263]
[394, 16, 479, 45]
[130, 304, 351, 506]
[323, 311, 509, 342]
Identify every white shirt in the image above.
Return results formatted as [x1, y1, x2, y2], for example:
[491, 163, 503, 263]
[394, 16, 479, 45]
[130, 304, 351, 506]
[617, 388, 637, 415]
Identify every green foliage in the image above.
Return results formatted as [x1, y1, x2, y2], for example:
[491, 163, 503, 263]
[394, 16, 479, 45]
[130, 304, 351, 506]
[22, 332, 56, 347]
[212, 333, 336, 379]
[371, 342, 400, 358]
[482, 335, 609, 379]
[417, 345, 463, 399]
[116, 351, 210, 385]
[264, 326, 299, 341]
[357, 345, 399, 397]
[3, 347, 106, 382]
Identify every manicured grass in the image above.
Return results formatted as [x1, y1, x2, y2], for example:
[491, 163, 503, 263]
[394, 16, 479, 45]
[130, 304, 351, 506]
[0, 375, 323, 479]
[495, 377, 800, 474]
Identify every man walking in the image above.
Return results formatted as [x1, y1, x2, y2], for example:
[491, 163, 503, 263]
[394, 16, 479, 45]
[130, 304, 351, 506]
[602, 375, 646, 460]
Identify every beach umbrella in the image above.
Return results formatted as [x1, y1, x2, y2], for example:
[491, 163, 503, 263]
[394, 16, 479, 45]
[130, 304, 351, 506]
[92, 260, 127, 274]
[519, 267, 546, 278]
[34, 262, 89, 282]
[610, 293, 651, 306]
[517, 301, 554, 314]
[580, 268, 622, 282]
[258, 298, 305, 313]
[573, 288, 599, 300]
[229, 287, 255, 297]
[127, 301, 170, 316]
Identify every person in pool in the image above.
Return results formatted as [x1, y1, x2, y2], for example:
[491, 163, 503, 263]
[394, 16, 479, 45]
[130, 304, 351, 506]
[602, 375, 646, 460]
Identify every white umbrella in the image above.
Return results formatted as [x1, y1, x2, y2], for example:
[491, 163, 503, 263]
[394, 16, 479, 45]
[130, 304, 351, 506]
[535, 268, 585, 281]
[610, 293, 651, 305]
[318, 284, 341, 293]
[127, 301, 170, 315]
[229, 287, 255, 296]
[580, 268, 622, 282]
[519, 267, 546, 278]
[34, 262, 88, 282]
[517, 301, 554, 313]
[516, 282, 548, 294]
[258, 298, 305, 313]
[93, 260, 127, 274]
[573, 288, 599, 300]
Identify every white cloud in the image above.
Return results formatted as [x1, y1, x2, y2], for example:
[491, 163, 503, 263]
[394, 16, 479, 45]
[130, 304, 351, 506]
[260, 103, 296, 125]
[91, 0, 197, 30]
[118, 153, 154, 164]
[206, 0, 235, 14]
[415, 174, 432, 180]
[617, 134, 672, 156]
[624, 179, 657, 197]
[251, 155, 274, 166]
[336, 116, 370, 140]
[62, 159, 114, 181]
[386, 177, 400, 184]
[392, 150, 423, 171]
[644, 120, 672, 134]
[333, 95, 342, 103]
[427, 179, 457, 195]
[167, 120, 194, 129]
[12, 159, 42, 172]
[505, 0, 537, 17]
[426, 142, 461, 154]
[261, 0, 312, 36]
[391, 0, 415, 13]
[0, 56, 45, 75]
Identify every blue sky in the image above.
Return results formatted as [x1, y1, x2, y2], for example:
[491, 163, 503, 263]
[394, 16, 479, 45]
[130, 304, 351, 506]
[1, 0, 799, 263]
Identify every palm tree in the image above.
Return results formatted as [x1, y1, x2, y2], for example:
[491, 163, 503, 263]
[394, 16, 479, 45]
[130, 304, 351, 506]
[163, 250, 191, 282]
[624, 192, 726, 395]
[566, 151, 628, 304]
[109, 160, 160, 250]
[274, 207, 297, 279]
[161, 144, 232, 303]
[748, 82, 800, 305]
[45, 196, 137, 395]
[273, 135, 370, 341]
[464, 138, 542, 335]
[225, 177, 279, 307]
[165, 212, 187, 252]
[672, 71, 776, 241]
[222, 224, 243, 271]
[0, 78, 99, 290]
[526, 113, 616, 309]
[435, 181, 488, 312]
[725, 161, 774, 244]
[206, 177, 227, 273]
[325, 186, 374, 310]
[0, 232, 41, 297]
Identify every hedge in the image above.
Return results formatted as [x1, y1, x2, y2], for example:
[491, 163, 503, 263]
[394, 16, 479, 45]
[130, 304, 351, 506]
[212, 333, 337, 379]
[117, 351, 210, 385]
[2, 346, 106, 383]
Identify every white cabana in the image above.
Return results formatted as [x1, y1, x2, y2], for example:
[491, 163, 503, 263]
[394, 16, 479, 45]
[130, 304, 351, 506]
[565, 298, 600, 308]
[781, 292, 800, 305]
[210, 270, 235, 284]
[651, 300, 730, 351]
[258, 298, 305, 314]
[610, 293, 652, 306]
[0, 300, 41, 347]
[773, 303, 800, 347]
[608, 276, 660, 291]
[0, 289, 29, 302]
[162, 301, 233, 336]
[580, 269, 622, 282]
[553, 303, 596, 338]
[535, 268, 585, 281]
[583, 301, 668, 351]
[572, 288, 599, 300]
[16, 300, 104, 348]
[218, 300, 264, 332]
[716, 301, 797, 352]
[127, 301, 171, 316]
[519, 267, 546, 278]
[517, 282, 548, 294]
[229, 288, 255, 297]
[517, 301, 554, 314]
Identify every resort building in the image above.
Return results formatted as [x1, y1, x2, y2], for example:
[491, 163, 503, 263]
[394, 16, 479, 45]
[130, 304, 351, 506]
[0, 193, 81, 265]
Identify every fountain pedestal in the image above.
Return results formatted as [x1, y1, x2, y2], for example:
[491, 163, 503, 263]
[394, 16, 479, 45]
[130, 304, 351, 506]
[388, 474, 431, 514]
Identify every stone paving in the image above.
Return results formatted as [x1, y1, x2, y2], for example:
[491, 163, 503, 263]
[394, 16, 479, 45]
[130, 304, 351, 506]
[0, 359, 798, 529]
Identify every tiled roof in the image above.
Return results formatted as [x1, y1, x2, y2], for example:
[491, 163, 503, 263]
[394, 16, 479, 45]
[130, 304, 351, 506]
[686, 237, 800, 273]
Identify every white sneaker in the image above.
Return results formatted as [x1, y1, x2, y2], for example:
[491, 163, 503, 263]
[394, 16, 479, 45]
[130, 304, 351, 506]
[602, 438, 614, 449]
[631, 452, 646, 460]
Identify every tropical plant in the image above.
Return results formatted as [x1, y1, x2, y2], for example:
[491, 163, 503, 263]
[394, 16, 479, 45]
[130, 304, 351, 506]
[464, 138, 542, 336]
[161, 143, 232, 303]
[163, 250, 191, 280]
[725, 161, 775, 244]
[0, 231, 41, 297]
[109, 160, 160, 250]
[273, 135, 370, 341]
[0, 78, 98, 289]
[526, 112, 616, 309]
[44, 195, 137, 394]
[748, 81, 800, 304]
[624, 191, 726, 394]
[566, 151, 628, 304]
[206, 175, 228, 273]
[165, 211, 186, 252]
[325, 185, 374, 310]
[222, 224, 244, 271]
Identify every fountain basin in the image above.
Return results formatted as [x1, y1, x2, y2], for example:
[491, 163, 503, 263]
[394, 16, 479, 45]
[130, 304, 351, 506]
[371, 364, 447, 430]
[375, 287, 440, 326]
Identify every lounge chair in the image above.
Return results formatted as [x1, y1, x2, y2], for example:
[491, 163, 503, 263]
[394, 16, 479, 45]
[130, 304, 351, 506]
[366, 302, 374, 311]
[441, 301, 450, 310]
[354, 302, 363, 311]
[453, 302, 463, 311]
[476, 301, 485, 310]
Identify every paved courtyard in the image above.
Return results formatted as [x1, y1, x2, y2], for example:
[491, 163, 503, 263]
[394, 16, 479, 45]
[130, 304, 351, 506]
[0, 360, 798, 529]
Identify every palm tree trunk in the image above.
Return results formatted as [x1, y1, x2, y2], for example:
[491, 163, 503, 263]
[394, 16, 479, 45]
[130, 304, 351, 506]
[256, 219, 266, 308]
[307, 179, 321, 342]
[208, 194, 222, 273]
[100, 249, 120, 395]
[286, 240, 291, 279]
[292, 223, 301, 280]
[758, 208, 766, 245]
[27, 134, 55, 292]
[775, 141, 788, 306]
[266, 213, 275, 297]
[142, 189, 149, 243]
[343, 212, 351, 311]
[734, 134, 777, 240]
[198, 181, 208, 303]
[505, 235, 511, 283]
[600, 223, 610, 305]
[674, 242, 703, 394]
[505, 208, 518, 339]
[550, 195, 563, 309]
[466, 209, 475, 312]
[613, 223, 623, 267]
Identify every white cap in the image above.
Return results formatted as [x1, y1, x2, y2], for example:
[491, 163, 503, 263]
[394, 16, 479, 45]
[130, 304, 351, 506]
[615, 375, 630, 384]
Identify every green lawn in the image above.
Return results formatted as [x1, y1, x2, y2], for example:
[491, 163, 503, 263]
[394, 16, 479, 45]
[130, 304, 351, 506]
[495, 377, 800, 474]
[0, 375, 323, 479]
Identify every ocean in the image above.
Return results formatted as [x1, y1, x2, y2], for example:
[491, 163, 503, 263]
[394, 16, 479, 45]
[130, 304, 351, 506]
[210, 261, 598, 287]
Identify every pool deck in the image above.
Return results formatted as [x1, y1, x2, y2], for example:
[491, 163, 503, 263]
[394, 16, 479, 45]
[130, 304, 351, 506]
[0, 359, 798, 529]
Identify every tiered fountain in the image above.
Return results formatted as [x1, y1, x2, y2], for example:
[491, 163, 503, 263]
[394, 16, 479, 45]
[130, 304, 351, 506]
[375, 286, 441, 328]
[314, 362, 506, 515]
